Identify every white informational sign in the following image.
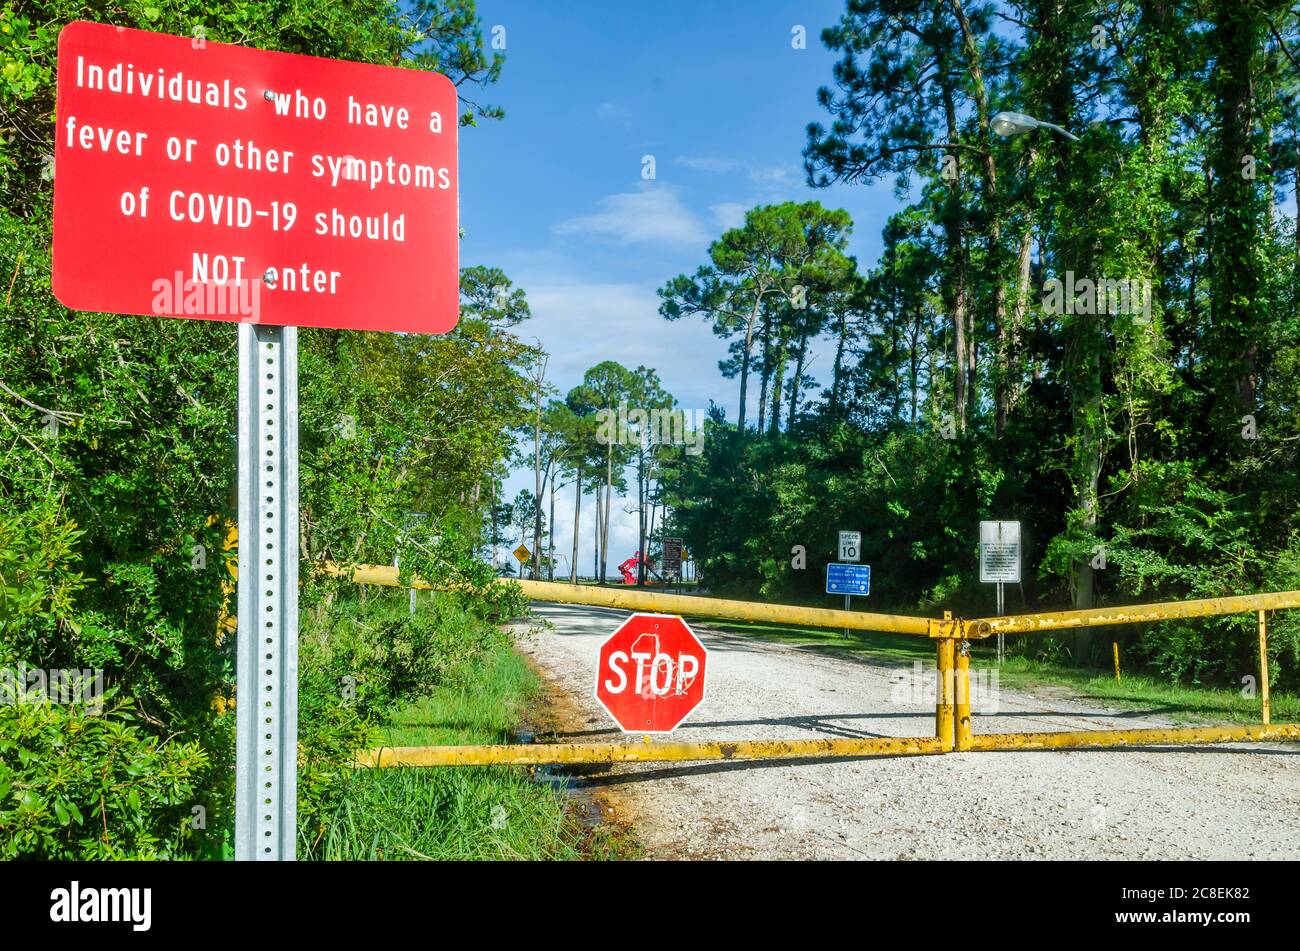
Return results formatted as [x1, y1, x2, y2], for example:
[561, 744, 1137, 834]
[979, 521, 1021, 583]
[838, 531, 861, 563]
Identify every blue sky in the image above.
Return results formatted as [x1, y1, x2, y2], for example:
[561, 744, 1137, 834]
[458, 1, 901, 573]
[454, 3, 1300, 576]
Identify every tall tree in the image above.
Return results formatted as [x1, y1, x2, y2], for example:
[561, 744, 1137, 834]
[660, 202, 853, 436]
[569, 362, 636, 583]
[1206, 0, 1274, 449]
[623, 368, 675, 585]
[558, 394, 602, 584]
[807, 0, 986, 433]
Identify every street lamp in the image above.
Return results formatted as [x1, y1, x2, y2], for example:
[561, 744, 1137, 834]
[991, 110, 1080, 142]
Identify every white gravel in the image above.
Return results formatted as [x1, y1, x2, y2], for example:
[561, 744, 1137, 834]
[517, 601, 1300, 860]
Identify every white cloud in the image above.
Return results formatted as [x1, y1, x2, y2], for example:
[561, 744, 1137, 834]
[595, 102, 632, 124]
[673, 156, 802, 190]
[747, 163, 800, 186]
[520, 279, 721, 396]
[675, 155, 740, 173]
[553, 186, 709, 246]
[710, 201, 746, 229]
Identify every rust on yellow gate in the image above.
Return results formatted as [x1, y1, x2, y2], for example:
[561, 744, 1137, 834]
[358, 735, 944, 767]
[935, 624, 955, 753]
[966, 590, 1300, 638]
[966, 723, 1300, 752]
[326, 561, 937, 637]
[955, 639, 973, 752]
[1258, 610, 1271, 726]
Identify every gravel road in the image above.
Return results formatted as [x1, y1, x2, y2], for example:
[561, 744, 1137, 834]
[517, 601, 1300, 860]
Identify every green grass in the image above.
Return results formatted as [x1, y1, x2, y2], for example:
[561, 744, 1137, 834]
[984, 652, 1300, 725]
[309, 603, 631, 860]
[698, 615, 935, 663]
[697, 615, 1294, 724]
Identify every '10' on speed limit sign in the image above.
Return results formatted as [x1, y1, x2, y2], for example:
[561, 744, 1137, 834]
[838, 531, 860, 562]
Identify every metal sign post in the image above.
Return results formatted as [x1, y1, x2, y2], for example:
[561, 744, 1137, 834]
[393, 541, 416, 616]
[51, 21, 461, 863]
[398, 512, 429, 615]
[998, 579, 1008, 659]
[837, 532, 861, 637]
[235, 324, 299, 861]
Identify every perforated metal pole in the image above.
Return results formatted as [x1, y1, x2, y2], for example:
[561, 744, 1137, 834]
[996, 582, 1004, 665]
[235, 323, 299, 861]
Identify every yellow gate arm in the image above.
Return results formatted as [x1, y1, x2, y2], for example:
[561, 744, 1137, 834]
[968, 590, 1300, 639]
[321, 561, 1300, 643]
[324, 562, 936, 637]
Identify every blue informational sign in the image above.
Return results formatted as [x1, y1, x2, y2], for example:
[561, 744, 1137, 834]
[826, 563, 871, 595]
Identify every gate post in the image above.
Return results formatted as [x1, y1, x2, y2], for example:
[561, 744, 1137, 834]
[935, 612, 955, 752]
[955, 639, 972, 751]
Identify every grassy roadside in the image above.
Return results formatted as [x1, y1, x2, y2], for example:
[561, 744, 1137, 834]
[984, 653, 1299, 724]
[694, 615, 1296, 725]
[304, 595, 632, 860]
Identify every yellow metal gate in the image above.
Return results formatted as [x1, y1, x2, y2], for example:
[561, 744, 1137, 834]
[330, 564, 1300, 767]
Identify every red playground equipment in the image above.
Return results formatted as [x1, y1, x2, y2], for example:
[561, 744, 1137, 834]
[617, 551, 665, 585]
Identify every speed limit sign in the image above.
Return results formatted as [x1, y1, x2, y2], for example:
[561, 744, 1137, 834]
[838, 531, 861, 562]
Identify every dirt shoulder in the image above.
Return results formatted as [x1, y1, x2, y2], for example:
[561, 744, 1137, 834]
[517, 639, 642, 859]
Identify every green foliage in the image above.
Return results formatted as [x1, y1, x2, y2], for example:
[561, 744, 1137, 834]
[295, 590, 526, 856]
[659, 201, 853, 435]
[1, 1, 518, 858]
[0, 505, 88, 661]
[652, 0, 1300, 687]
[302, 622, 629, 860]
[301, 593, 512, 721]
[0, 697, 208, 859]
[296, 669, 381, 856]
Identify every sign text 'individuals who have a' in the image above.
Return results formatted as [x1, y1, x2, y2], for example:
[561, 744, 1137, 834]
[52, 21, 458, 334]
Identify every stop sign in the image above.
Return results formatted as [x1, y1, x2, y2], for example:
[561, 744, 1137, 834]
[594, 613, 708, 733]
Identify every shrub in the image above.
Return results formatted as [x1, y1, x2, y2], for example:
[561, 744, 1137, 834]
[295, 589, 517, 852]
[0, 696, 208, 859]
